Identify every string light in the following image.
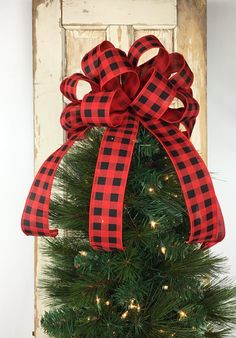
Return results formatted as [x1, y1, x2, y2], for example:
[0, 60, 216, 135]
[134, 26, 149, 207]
[96, 295, 100, 305]
[121, 310, 129, 319]
[148, 186, 155, 193]
[164, 174, 170, 181]
[87, 316, 91, 321]
[128, 299, 141, 312]
[159, 329, 165, 333]
[161, 246, 167, 255]
[105, 300, 110, 306]
[171, 333, 176, 337]
[162, 285, 169, 290]
[150, 220, 157, 229]
[79, 250, 87, 256]
[178, 310, 187, 320]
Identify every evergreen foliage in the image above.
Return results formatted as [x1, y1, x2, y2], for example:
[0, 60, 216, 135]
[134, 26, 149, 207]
[40, 127, 236, 337]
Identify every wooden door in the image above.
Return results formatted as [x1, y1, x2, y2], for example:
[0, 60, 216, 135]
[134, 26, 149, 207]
[32, 1, 206, 336]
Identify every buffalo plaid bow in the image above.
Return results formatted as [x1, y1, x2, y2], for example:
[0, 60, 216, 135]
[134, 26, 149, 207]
[21, 34, 225, 251]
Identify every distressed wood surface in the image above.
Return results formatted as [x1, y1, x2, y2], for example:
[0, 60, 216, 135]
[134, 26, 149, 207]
[176, 0, 207, 160]
[33, 0, 63, 337]
[33, 1, 206, 337]
[62, 0, 177, 26]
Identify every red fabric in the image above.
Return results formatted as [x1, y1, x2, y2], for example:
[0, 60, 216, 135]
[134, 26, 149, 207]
[21, 35, 225, 251]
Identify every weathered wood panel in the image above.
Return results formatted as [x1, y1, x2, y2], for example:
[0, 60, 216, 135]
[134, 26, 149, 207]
[33, 1, 63, 337]
[176, 0, 207, 160]
[62, 0, 177, 26]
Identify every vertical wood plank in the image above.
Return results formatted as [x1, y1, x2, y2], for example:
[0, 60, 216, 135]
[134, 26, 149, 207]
[176, 0, 207, 160]
[33, 0, 63, 337]
[107, 25, 134, 53]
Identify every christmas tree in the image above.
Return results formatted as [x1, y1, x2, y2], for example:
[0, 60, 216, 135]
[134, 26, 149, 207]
[40, 126, 236, 338]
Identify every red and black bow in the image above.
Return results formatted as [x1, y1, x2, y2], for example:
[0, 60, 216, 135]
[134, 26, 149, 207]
[21, 35, 225, 251]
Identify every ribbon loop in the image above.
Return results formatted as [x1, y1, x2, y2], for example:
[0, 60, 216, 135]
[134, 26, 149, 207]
[21, 35, 225, 251]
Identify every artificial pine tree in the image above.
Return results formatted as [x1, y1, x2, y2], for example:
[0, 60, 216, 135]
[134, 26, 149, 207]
[40, 126, 236, 338]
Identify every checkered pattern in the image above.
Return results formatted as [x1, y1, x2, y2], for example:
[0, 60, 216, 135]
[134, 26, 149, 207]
[21, 34, 225, 250]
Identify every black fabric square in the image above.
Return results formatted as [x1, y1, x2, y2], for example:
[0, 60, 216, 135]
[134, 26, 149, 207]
[196, 170, 204, 178]
[101, 69, 106, 78]
[109, 237, 117, 243]
[190, 157, 198, 165]
[36, 209, 43, 217]
[43, 182, 49, 190]
[109, 209, 117, 217]
[36, 222, 43, 228]
[23, 219, 30, 226]
[107, 135, 115, 142]
[30, 192, 36, 200]
[183, 175, 191, 184]
[98, 109, 105, 117]
[139, 95, 148, 104]
[151, 103, 160, 112]
[183, 146, 191, 153]
[71, 80, 76, 87]
[94, 236, 101, 242]
[121, 138, 130, 144]
[194, 218, 201, 226]
[61, 144, 68, 151]
[34, 179, 40, 187]
[40, 167, 46, 174]
[177, 162, 186, 169]
[48, 169, 54, 176]
[119, 149, 127, 157]
[94, 208, 102, 215]
[180, 69, 186, 77]
[93, 222, 101, 230]
[176, 137, 184, 143]
[98, 177, 106, 185]
[100, 162, 109, 169]
[85, 65, 90, 74]
[204, 198, 212, 207]
[187, 189, 196, 198]
[100, 96, 108, 102]
[105, 50, 113, 58]
[110, 62, 118, 70]
[111, 193, 119, 202]
[147, 83, 157, 92]
[168, 129, 176, 135]
[84, 109, 92, 117]
[160, 91, 169, 100]
[113, 178, 121, 186]
[86, 96, 94, 102]
[170, 150, 179, 157]
[116, 163, 124, 171]
[95, 192, 103, 200]
[207, 224, 214, 232]
[206, 212, 213, 220]
[201, 184, 209, 193]
[39, 196, 45, 204]
[104, 148, 112, 155]
[109, 224, 116, 231]
[139, 46, 146, 53]
[26, 206, 32, 214]
[193, 230, 201, 236]
[191, 204, 199, 213]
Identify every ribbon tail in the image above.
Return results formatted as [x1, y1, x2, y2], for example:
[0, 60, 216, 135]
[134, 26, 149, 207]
[89, 114, 139, 251]
[143, 120, 225, 248]
[21, 138, 77, 237]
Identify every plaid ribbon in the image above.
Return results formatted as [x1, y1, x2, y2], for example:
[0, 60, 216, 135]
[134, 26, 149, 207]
[21, 35, 225, 251]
